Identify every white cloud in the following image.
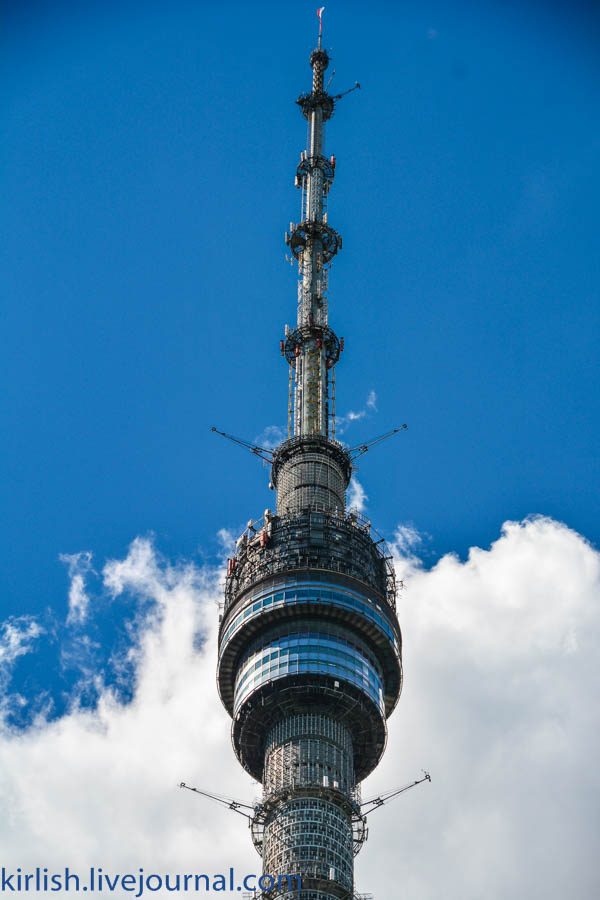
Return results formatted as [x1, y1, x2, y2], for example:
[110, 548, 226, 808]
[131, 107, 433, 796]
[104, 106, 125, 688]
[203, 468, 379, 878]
[391, 523, 423, 556]
[336, 389, 378, 435]
[254, 424, 287, 448]
[216, 527, 237, 559]
[347, 477, 368, 513]
[60, 551, 94, 625]
[0, 537, 256, 888]
[0, 617, 43, 669]
[359, 516, 600, 899]
[389, 523, 424, 580]
[0, 518, 598, 898]
[347, 409, 366, 422]
[0, 617, 44, 723]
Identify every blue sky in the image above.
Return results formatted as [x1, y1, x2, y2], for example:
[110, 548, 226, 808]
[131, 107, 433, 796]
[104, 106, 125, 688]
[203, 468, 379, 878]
[1, 3, 599, 896]
[3, 1, 598, 593]
[2, 0, 599, 704]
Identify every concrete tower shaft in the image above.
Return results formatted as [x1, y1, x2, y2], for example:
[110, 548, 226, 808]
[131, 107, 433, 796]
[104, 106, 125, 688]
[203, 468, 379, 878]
[217, 28, 402, 900]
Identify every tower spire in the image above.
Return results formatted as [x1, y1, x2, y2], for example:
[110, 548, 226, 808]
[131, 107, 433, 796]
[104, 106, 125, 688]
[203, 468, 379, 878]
[284, 30, 342, 439]
[317, 6, 325, 48]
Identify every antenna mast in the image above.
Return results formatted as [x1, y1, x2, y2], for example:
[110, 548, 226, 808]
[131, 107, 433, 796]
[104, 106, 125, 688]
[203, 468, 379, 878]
[284, 6, 343, 438]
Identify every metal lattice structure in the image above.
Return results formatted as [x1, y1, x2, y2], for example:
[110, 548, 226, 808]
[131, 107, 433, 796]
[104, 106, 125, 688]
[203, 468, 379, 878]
[216, 18, 402, 900]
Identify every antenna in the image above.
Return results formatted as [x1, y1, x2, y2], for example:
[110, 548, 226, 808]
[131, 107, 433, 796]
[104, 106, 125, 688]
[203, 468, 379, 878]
[180, 770, 431, 856]
[332, 81, 361, 101]
[210, 427, 274, 464]
[287, 22, 343, 440]
[179, 783, 255, 821]
[360, 771, 432, 816]
[347, 425, 408, 460]
[317, 6, 325, 46]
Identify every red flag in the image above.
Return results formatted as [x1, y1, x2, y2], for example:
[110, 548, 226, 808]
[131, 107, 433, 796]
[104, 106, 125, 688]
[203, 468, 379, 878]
[317, 7, 325, 35]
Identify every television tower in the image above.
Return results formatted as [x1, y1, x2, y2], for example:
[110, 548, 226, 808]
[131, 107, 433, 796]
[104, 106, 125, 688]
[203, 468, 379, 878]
[215, 14, 404, 899]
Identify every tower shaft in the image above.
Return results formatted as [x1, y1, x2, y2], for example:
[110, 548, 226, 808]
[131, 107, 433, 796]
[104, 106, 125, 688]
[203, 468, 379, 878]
[262, 715, 356, 894]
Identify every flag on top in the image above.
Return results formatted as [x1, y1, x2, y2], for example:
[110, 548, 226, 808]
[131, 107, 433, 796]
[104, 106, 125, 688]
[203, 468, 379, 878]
[317, 7, 325, 35]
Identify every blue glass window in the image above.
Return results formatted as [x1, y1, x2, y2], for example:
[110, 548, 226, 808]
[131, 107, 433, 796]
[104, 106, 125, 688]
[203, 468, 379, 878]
[233, 622, 385, 715]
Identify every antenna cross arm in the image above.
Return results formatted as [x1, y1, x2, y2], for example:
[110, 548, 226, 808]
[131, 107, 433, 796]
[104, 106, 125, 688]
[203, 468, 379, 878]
[333, 81, 361, 101]
[211, 427, 274, 464]
[359, 771, 431, 816]
[179, 782, 255, 821]
[348, 425, 408, 461]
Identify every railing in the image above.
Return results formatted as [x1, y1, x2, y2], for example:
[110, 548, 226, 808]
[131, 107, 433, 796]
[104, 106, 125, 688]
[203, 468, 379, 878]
[232, 505, 389, 553]
[273, 432, 349, 457]
[224, 506, 397, 612]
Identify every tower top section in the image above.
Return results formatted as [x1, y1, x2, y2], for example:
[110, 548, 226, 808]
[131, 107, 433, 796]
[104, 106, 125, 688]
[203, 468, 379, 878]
[317, 5, 325, 47]
[284, 23, 343, 441]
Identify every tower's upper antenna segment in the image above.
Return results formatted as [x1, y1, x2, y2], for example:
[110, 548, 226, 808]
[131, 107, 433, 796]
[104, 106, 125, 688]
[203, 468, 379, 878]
[317, 6, 325, 47]
[283, 19, 343, 439]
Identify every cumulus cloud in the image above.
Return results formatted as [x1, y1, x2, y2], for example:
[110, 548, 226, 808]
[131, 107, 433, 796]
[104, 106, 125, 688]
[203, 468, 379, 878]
[347, 477, 368, 513]
[0, 519, 598, 898]
[60, 551, 94, 625]
[360, 516, 600, 899]
[0, 538, 256, 886]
